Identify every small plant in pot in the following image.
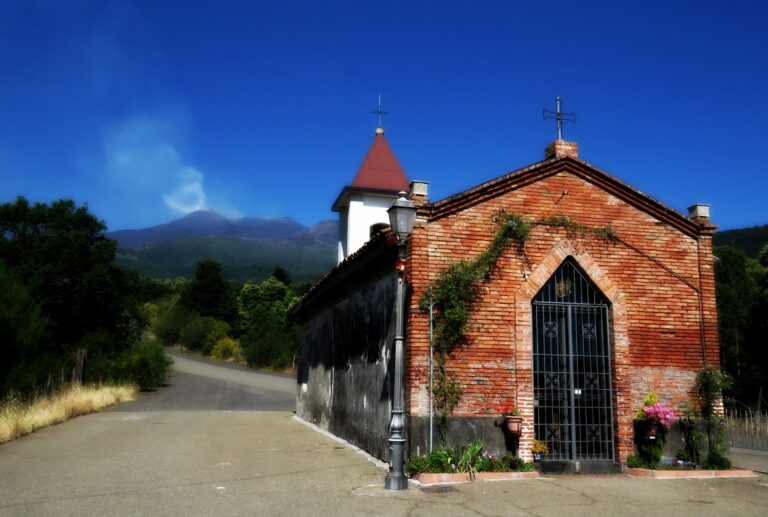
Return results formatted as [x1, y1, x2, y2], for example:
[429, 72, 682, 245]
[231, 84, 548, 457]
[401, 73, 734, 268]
[532, 439, 549, 462]
[497, 405, 523, 435]
[632, 390, 676, 468]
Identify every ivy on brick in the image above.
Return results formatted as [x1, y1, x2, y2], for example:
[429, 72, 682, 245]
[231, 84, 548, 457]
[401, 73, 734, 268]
[537, 215, 617, 241]
[420, 211, 616, 443]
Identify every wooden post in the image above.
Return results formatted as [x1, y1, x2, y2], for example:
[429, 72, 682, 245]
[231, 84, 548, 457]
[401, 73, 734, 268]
[72, 349, 87, 385]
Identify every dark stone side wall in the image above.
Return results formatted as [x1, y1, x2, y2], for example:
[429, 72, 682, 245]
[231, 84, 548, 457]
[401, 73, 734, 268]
[296, 246, 399, 461]
[408, 416, 515, 458]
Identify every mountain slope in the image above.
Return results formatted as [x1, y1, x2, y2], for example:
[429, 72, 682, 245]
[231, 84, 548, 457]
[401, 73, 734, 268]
[109, 211, 337, 281]
[108, 211, 317, 249]
[714, 225, 768, 258]
[114, 236, 335, 282]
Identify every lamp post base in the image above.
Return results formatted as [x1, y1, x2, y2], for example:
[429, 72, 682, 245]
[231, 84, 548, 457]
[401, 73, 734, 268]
[384, 472, 408, 490]
[385, 436, 408, 490]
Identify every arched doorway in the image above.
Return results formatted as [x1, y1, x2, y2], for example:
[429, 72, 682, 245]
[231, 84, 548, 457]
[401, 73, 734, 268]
[532, 258, 615, 461]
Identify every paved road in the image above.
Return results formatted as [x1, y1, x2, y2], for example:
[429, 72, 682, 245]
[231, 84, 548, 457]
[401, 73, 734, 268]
[731, 447, 768, 474]
[2, 352, 768, 516]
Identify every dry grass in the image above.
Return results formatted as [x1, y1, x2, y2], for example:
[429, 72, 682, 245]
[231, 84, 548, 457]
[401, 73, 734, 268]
[0, 384, 138, 445]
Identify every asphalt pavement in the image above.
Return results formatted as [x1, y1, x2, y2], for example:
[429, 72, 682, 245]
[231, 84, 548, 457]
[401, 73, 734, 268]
[1, 351, 768, 516]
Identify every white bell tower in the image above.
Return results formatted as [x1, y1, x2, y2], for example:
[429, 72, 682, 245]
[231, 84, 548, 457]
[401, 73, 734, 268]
[332, 120, 410, 263]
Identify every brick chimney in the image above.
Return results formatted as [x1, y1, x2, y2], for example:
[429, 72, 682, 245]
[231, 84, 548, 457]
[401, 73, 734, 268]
[687, 203, 711, 223]
[688, 203, 717, 235]
[409, 180, 430, 207]
[545, 140, 579, 160]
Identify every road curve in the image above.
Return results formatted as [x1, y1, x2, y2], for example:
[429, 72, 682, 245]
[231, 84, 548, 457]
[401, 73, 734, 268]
[0, 350, 384, 517]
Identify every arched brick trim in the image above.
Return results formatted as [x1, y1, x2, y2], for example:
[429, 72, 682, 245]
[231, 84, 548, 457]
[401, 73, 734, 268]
[513, 239, 632, 463]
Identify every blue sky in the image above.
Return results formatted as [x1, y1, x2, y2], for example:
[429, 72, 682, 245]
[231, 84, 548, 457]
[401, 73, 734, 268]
[1, 1, 766, 231]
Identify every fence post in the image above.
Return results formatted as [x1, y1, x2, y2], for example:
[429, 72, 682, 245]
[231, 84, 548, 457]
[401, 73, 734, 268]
[72, 349, 87, 385]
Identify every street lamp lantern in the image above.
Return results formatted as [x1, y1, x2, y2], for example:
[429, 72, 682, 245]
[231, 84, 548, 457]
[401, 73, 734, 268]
[384, 191, 416, 491]
[387, 191, 416, 243]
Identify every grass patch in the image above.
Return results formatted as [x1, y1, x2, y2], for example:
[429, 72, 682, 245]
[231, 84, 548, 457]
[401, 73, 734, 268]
[0, 384, 138, 445]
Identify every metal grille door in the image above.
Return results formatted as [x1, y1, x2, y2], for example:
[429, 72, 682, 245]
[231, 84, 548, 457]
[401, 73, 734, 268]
[532, 259, 614, 461]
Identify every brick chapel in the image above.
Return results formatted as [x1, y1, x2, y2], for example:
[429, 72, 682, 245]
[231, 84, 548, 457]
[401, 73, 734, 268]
[293, 116, 719, 471]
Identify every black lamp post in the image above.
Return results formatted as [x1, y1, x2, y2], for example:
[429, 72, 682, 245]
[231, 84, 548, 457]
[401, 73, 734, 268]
[384, 191, 416, 490]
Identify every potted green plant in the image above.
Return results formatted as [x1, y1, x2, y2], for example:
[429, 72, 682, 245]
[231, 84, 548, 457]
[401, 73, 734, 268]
[497, 405, 523, 435]
[532, 439, 549, 462]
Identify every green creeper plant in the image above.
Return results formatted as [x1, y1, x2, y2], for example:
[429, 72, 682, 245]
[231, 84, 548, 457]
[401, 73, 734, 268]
[695, 366, 733, 469]
[421, 212, 616, 443]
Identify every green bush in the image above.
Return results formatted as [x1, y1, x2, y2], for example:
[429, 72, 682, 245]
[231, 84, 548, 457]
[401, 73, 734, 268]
[406, 448, 454, 475]
[405, 454, 433, 476]
[152, 304, 193, 345]
[626, 453, 647, 468]
[237, 277, 299, 370]
[211, 337, 242, 361]
[457, 439, 485, 476]
[505, 456, 534, 472]
[179, 316, 230, 355]
[85, 340, 172, 390]
[126, 341, 173, 390]
[695, 366, 733, 470]
[405, 442, 533, 476]
[241, 328, 296, 370]
[702, 447, 732, 470]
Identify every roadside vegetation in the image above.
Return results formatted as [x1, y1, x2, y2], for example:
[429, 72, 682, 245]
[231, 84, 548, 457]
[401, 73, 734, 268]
[714, 243, 768, 409]
[149, 261, 303, 371]
[0, 197, 173, 442]
[0, 384, 138, 444]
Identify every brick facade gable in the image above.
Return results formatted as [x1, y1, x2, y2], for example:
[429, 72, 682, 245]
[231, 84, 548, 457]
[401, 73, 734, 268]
[405, 159, 719, 463]
[424, 156, 710, 238]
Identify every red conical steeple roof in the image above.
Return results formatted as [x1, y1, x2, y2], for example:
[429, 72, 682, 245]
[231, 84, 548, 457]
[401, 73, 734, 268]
[349, 130, 410, 191]
[332, 128, 410, 212]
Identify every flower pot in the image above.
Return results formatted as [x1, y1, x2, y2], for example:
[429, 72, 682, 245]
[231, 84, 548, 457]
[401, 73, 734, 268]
[503, 416, 523, 435]
[645, 421, 658, 440]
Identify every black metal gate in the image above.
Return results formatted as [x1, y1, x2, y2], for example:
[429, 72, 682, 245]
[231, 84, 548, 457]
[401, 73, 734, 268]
[532, 259, 614, 461]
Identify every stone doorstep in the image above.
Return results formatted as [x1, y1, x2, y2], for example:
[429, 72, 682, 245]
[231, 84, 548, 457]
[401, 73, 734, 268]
[625, 467, 757, 479]
[412, 471, 540, 486]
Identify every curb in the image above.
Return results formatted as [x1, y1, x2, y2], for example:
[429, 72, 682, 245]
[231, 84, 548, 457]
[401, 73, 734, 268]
[413, 471, 540, 486]
[625, 467, 757, 479]
[292, 415, 389, 471]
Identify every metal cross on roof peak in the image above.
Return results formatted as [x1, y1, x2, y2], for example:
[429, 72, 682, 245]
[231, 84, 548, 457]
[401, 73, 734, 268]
[373, 93, 387, 129]
[543, 97, 576, 141]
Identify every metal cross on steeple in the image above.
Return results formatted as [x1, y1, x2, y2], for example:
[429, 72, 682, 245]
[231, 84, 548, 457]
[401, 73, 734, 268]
[373, 93, 387, 129]
[543, 97, 576, 141]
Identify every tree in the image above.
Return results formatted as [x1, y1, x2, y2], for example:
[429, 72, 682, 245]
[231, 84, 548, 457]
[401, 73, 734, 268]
[238, 277, 289, 316]
[0, 197, 131, 352]
[237, 277, 299, 369]
[182, 259, 235, 323]
[714, 244, 768, 407]
[0, 197, 157, 395]
[714, 246, 756, 389]
[743, 245, 768, 405]
[272, 265, 291, 286]
[0, 262, 47, 394]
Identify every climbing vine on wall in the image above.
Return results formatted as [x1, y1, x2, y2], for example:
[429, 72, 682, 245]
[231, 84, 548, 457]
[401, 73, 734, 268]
[420, 211, 616, 443]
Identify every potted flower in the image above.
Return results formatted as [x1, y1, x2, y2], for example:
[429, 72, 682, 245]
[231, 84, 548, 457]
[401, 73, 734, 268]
[532, 439, 549, 462]
[497, 406, 523, 435]
[641, 402, 676, 438]
[632, 390, 677, 467]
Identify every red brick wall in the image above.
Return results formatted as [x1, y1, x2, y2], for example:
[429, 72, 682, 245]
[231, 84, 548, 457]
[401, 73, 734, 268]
[405, 166, 718, 463]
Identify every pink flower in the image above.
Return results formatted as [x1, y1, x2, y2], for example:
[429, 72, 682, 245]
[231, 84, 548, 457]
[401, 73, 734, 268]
[643, 403, 676, 429]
